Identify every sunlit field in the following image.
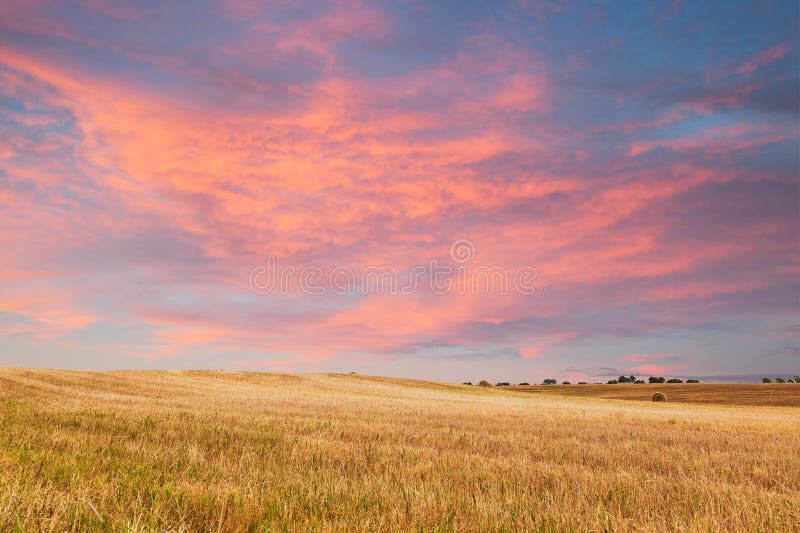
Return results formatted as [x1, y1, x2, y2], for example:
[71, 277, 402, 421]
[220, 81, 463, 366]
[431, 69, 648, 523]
[509, 383, 800, 407]
[1, 368, 799, 531]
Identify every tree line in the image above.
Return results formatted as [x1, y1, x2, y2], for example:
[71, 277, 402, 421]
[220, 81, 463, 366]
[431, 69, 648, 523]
[463, 375, 800, 386]
[762, 376, 800, 383]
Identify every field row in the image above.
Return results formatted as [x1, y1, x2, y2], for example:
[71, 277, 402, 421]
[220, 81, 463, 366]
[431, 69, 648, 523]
[0, 368, 798, 531]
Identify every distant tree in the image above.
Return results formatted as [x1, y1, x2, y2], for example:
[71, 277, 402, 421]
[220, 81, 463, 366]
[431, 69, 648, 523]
[542, 378, 557, 385]
[496, 382, 510, 386]
[793, 376, 800, 383]
[666, 378, 683, 383]
[562, 381, 571, 385]
[649, 376, 666, 383]
[617, 375, 637, 384]
[762, 377, 772, 383]
[686, 379, 700, 384]
[607, 379, 618, 384]
[518, 382, 529, 386]
[634, 380, 645, 384]
[578, 382, 588, 385]
[462, 382, 472, 385]
[775, 377, 785, 383]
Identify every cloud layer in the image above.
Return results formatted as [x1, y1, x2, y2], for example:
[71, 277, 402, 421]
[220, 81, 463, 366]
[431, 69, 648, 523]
[1, 0, 797, 382]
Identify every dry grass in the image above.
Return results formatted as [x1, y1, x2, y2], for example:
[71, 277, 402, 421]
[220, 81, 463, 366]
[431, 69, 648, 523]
[507, 383, 800, 407]
[0, 368, 798, 532]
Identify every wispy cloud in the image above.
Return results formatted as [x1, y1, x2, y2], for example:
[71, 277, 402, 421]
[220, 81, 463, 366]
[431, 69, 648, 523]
[737, 43, 791, 74]
[0, 0, 797, 378]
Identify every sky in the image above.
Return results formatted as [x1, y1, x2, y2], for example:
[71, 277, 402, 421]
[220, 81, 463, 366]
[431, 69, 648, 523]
[0, 0, 798, 383]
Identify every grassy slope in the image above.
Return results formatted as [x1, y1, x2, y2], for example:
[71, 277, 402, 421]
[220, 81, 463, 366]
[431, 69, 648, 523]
[0, 368, 798, 531]
[507, 383, 800, 407]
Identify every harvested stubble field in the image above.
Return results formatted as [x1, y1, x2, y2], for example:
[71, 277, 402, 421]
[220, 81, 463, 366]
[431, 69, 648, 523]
[0, 368, 798, 531]
[507, 383, 800, 407]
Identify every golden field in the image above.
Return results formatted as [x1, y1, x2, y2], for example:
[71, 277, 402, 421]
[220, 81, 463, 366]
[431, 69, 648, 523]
[508, 383, 800, 407]
[0, 368, 798, 532]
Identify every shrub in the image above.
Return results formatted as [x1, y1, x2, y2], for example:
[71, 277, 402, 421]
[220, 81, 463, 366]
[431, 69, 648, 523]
[634, 380, 645, 384]
[793, 376, 800, 383]
[762, 377, 772, 383]
[462, 382, 472, 385]
[666, 378, 683, 383]
[648, 376, 665, 383]
[578, 382, 588, 385]
[652, 392, 667, 402]
[478, 380, 491, 387]
[607, 379, 618, 384]
[496, 382, 510, 386]
[686, 379, 700, 383]
[775, 377, 785, 383]
[542, 378, 557, 385]
[518, 382, 529, 386]
[562, 381, 571, 385]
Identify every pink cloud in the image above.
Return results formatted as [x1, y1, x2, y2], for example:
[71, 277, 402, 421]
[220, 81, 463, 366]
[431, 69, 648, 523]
[628, 364, 689, 376]
[627, 122, 788, 157]
[737, 43, 790, 74]
[0, 1, 796, 375]
[622, 353, 671, 363]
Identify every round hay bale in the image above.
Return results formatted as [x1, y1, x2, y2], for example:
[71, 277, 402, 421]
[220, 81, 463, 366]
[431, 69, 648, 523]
[478, 380, 491, 387]
[652, 392, 667, 402]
